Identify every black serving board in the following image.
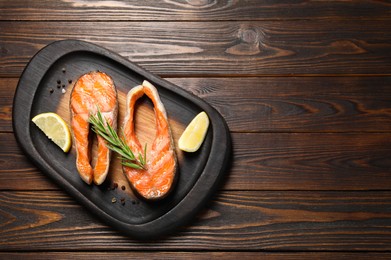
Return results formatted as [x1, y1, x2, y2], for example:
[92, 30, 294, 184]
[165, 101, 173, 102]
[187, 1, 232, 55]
[12, 40, 231, 239]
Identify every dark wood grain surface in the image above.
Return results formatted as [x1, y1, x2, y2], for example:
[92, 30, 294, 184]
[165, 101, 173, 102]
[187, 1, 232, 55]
[1, 21, 391, 76]
[1, 1, 391, 259]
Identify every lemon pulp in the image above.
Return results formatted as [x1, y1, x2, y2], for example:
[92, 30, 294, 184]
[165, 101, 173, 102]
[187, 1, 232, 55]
[178, 111, 209, 152]
[32, 112, 72, 152]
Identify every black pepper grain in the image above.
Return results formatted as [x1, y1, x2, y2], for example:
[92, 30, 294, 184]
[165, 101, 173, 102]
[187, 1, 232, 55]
[62, 68, 66, 73]
[49, 88, 54, 94]
[57, 84, 61, 88]
[57, 80, 61, 84]
[120, 198, 125, 205]
[68, 79, 72, 84]
[113, 182, 118, 189]
[121, 185, 126, 190]
[62, 84, 65, 88]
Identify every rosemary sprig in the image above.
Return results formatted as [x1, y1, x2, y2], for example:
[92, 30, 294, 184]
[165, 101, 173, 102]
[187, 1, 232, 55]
[89, 110, 146, 170]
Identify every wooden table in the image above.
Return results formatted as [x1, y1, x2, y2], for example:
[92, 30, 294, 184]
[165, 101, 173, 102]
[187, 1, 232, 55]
[1, 1, 391, 259]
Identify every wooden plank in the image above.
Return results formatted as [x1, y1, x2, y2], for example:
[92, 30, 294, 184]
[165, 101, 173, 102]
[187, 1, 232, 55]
[0, 1, 380, 21]
[3, 77, 391, 133]
[230, 133, 391, 190]
[1, 252, 391, 260]
[0, 133, 55, 190]
[0, 78, 14, 131]
[1, 21, 390, 77]
[2, 132, 391, 191]
[170, 77, 391, 133]
[0, 0, 390, 21]
[1, 190, 391, 251]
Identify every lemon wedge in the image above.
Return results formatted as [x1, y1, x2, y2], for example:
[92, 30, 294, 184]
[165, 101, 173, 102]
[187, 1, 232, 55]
[32, 112, 72, 153]
[178, 111, 209, 152]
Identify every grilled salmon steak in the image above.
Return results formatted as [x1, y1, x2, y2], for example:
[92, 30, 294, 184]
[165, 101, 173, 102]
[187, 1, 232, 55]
[70, 71, 118, 185]
[122, 80, 177, 200]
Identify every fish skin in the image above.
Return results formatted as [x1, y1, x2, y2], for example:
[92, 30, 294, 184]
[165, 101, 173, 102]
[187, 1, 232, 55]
[70, 71, 118, 185]
[122, 80, 177, 200]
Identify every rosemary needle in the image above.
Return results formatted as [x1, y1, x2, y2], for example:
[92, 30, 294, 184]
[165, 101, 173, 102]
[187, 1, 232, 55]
[89, 110, 146, 170]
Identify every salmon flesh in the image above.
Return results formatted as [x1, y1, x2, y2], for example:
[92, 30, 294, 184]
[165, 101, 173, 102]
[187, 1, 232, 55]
[70, 71, 118, 185]
[122, 80, 177, 200]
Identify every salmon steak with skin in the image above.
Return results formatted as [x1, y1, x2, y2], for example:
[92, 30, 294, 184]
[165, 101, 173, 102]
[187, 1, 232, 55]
[122, 80, 177, 200]
[70, 71, 118, 185]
